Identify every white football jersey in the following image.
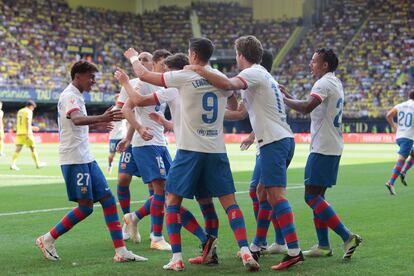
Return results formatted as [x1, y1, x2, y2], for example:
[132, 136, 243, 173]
[131, 81, 166, 147]
[238, 64, 293, 148]
[309, 72, 344, 155]
[162, 67, 232, 153]
[395, 99, 414, 140]
[57, 83, 94, 165]
[154, 87, 180, 139]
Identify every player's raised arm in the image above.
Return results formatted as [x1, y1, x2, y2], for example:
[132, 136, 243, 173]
[114, 68, 158, 107]
[124, 48, 164, 87]
[185, 64, 245, 91]
[70, 107, 123, 126]
[386, 107, 398, 133]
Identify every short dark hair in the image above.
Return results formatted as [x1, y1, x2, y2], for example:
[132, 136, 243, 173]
[26, 100, 37, 108]
[261, 49, 274, 73]
[164, 53, 189, 70]
[409, 91, 414, 100]
[152, 49, 172, 62]
[70, 60, 98, 80]
[189, 38, 214, 63]
[235, 35, 263, 64]
[316, 48, 339, 72]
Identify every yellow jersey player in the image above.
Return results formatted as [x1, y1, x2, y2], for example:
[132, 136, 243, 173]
[0, 101, 4, 156]
[10, 100, 46, 170]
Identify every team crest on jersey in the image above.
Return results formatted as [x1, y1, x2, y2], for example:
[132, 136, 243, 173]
[81, 186, 88, 194]
[121, 163, 127, 169]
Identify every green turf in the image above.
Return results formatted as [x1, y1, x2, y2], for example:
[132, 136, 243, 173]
[0, 143, 413, 275]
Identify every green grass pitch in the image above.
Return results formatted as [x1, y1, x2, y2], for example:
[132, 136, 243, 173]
[0, 142, 413, 275]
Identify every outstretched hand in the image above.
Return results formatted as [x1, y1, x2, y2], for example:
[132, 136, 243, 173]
[114, 68, 129, 85]
[124, 48, 139, 60]
[240, 134, 255, 151]
[116, 138, 131, 152]
[102, 106, 124, 122]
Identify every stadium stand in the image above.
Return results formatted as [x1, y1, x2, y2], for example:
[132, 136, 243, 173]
[275, 0, 413, 118]
[192, 1, 298, 53]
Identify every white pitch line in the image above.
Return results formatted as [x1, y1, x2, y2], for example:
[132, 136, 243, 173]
[0, 186, 304, 217]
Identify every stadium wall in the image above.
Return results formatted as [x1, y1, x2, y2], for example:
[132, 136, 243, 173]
[2, 133, 397, 144]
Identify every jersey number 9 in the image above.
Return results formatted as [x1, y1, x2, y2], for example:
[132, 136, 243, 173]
[202, 92, 218, 124]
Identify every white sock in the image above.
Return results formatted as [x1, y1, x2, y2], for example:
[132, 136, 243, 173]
[240, 246, 250, 256]
[287, 248, 301, 256]
[43, 232, 55, 243]
[249, 243, 261, 252]
[172, 252, 182, 262]
[115, 246, 128, 255]
[130, 213, 139, 224]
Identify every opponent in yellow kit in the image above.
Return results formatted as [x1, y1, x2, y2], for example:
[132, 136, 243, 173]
[11, 100, 45, 170]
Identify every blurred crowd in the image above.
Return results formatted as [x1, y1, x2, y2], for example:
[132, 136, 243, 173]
[274, 0, 414, 118]
[0, 0, 412, 123]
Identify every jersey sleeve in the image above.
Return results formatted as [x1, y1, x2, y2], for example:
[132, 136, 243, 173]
[162, 70, 187, 88]
[237, 67, 260, 90]
[310, 79, 328, 102]
[117, 88, 128, 107]
[62, 95, 82, 118]
[154, 88, 179, 105]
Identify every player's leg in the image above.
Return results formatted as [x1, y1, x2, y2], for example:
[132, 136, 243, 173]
[303, 153, 362, 259]
[130, 146, 170, 250]
[197, 197, 219, 238]
[303, 186, 332, 257]
[29, 136, 45, 168]
[149, 178, 171, 250]
[90, 161, 147, 262]
[107, 139, 119, 173]
[258, 139, 302, 270]
[180, 205, 209, 246]
[163, 149, 204, 271]
[253, 183, 287, 254]
[400, 150, 414, 186]
[387, 138, 412, 194]
[117, 173, 133, 215]
[218, 193, 259, 271]
[187, 197, 218, 265]
[250, 155, 261, 219]
[36, 164, 95, 261]
[164, 192, 185, 271]
[10, 142, 23, 170]
[254, 183, 287, 255]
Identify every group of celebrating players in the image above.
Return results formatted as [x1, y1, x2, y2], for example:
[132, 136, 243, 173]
[35, 35, 363, 272]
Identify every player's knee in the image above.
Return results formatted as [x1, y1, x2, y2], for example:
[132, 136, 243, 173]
[166, 192, 182, 206]
[304, 193, 318, 206]
[78, 199, 94, 209]
[151, 179, 165, 194]
[117, 174, 132, 186]
[197, 197, 213, 205]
